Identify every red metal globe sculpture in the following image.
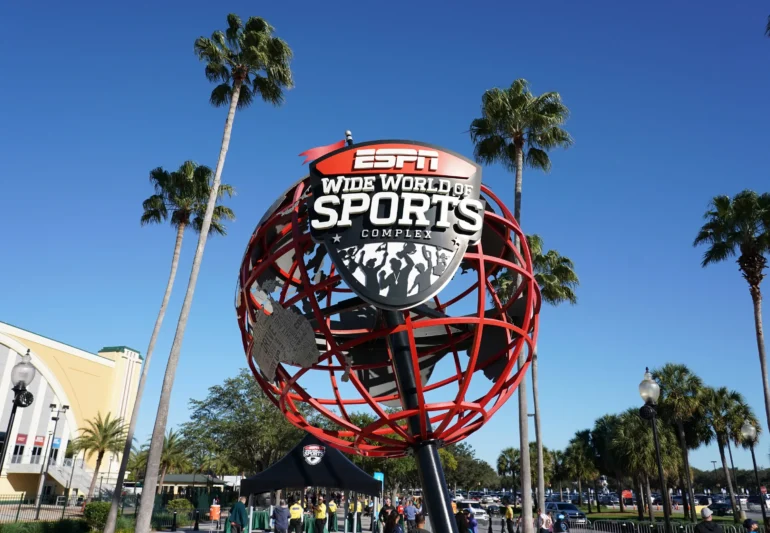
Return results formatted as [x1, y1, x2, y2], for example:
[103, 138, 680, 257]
[235, 176, 540, 458]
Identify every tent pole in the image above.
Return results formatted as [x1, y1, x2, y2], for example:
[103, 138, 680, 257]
[249, 503, 254, 533]
[384, 310, 457, 533]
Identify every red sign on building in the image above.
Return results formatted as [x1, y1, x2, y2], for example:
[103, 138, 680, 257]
[34, 436, 45, 447]
[15, 434, 27, 445]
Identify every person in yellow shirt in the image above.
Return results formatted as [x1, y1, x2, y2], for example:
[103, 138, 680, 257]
[504, 500, 515, 533]
[356, 497, 363, 531]
[315, 495, 327, 533]
[328, 499, 338, 532]
[289, 499, 304, 533]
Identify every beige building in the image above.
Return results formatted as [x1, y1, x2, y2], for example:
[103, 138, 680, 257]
[0, 321, 142, 499]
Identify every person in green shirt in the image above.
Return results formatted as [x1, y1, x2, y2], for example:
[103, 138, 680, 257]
[230, 497, 248, 533]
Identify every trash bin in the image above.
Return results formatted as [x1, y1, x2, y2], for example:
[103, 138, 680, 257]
[211, 505, 221, 521]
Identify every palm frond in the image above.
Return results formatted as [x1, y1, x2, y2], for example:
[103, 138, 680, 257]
[210, 83, 234, 107]
[251, 74, 283, 105]
[525, 147, 551, 172]
[141, 194, 167, 226]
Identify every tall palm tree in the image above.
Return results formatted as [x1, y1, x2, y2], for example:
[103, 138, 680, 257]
[564, 431, 598, 510]
[493, 235, 578, 511]
[471, 80, 572, 533]
[591, 414, 626, 512]
[497, 447, 520, 494]
[134, 15, 292, 533]
[701, 387, 750, 521]
[550, 450, 569, 502]
[158, 430, 190, 491]
[694, 191, 770, 437]
[652, 364, 703, 522]
[72, 413, 126, 502]
[105, 162, 234, 533]
[610, 408, 680, 522]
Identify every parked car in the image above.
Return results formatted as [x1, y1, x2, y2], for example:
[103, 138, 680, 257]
[486, 504, 501, 516]
[708, 503, 733, 517]
[545, 503, 587, 525]
[458, 501, 489, 522]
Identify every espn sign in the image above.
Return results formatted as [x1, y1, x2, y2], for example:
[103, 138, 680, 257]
[353, 148, 439, 171]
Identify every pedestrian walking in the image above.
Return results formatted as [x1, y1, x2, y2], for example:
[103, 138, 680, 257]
[273, 500, 290, 533]
[695, 508, 723, 533]
[229, 497, 248, 533]
[536, 508, 551, 533]
[385, 511, 404, 533]
[504, 500, 515, 533]
[289, 499, 305, 533]
[415, 514, 429, 533]
[404, 499, 417, 533]
[315, 495, 328, 533]
[328, 498, 338, 532]
[464, 509, 478, 533]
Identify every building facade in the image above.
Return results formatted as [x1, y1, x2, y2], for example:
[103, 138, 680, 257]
[0, 321, 142, 499]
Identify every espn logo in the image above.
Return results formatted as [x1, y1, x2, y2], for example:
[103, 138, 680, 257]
[353, 148, 439, 171]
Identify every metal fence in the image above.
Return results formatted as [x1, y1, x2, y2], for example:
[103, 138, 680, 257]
[0, 494, 83, 523]
[485, 517, 763, 533]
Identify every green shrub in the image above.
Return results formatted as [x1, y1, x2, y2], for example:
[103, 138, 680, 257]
[83, 502, 111, 531]
[151, 510, 192, 529]
[0, 520, 89, 533]
[0, 523, 33, 533]
[114, 515, 135, 533]
[166, 498, 194, 511]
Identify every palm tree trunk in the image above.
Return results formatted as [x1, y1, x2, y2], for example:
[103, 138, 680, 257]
[718, 439, 739, 521]
[594, 480, 601, 513]
[577, 480, 582, 506]
[104, 223, 186, 533]
[646, 475, 655, 522]
[513, 144, 533, 533]
[750, 288, 770, 443]
[636, 478, 645, 521]
[134, 81, 243, 533]
[676, 421, 697, 522]
[679, 474, 688, 519]
[586, 481, 592, 513]
[87, 452, 105, 502]
[159, 465, 168, 494]
[532, 348, 545, 512]
[616, 475, 625, 513]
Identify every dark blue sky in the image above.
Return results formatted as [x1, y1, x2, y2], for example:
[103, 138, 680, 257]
[1, 0, 769, 472]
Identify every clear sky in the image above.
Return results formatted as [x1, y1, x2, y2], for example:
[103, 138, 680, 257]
[1, 0, 769, 477]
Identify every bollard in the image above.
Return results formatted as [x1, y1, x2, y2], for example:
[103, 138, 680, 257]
[194, 510, 200, 531]
[487, 516, 493, 533]
[172, 510, 178, 532]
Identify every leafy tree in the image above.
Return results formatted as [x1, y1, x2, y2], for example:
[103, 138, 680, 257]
[471, 80, 572, 533]
[493, 234, 578, 510]
[496, 447, 520, 493]
[106, 161, 235, 533]
[564, 431, 598, 509]
[652, 364, 703, 521]
[694, 191, 770, 439]
[591, 414, 626, 512]
[135, 14, 293, 533]
[157, 430, 190, 491]
[72, 413, 126, 502]
[179, 369, 306, 475]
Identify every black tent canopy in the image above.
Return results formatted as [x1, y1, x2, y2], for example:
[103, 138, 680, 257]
[241, 433, 381, 496]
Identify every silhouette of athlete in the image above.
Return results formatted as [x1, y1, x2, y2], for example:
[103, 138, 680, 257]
[358, 247, 388, 294]
[433, 251, 449, 276]
[379, 243, 417, 299]
[409, 246, 435, 295]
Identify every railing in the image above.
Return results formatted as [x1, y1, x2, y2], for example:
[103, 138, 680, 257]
[487, 517, 765, 533]
[0, 494, 83, 523]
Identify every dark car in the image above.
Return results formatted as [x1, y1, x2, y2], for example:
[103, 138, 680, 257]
[486, 505, 501, 516]
[708, 503, 733, 517]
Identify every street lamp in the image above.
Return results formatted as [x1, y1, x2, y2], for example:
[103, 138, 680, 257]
[0, 350, 36, 477]
[741, 421, 767, 526]
[638, 368, 671, 533]
[35, 403, 68, 519]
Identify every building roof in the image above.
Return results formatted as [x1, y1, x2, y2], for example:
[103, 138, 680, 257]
[99, 346, 143, 359]
[0, 321, 114, 364]
[161, 474, 227, 485]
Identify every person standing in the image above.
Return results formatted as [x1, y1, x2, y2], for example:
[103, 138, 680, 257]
[315, 495, 328, 533]
[229, 497, 249, 533]
[380, 498, 395, 525]
[273, 500, 290, 533]
[536, 508, 551, 533]
[356, 496, 363, 531]
[465, 509, 478, 533]
[328, 498, 338, 532]
[415, 513, 429, 533]
[695, 508, 723, 533]
[289, 499, 305, 533]
[404, 499, 417, 533]
[504, 500, 515, 533]
[744, 519, 759, 533]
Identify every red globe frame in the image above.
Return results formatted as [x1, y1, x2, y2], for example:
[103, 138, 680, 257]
[235, 177, 540, 457]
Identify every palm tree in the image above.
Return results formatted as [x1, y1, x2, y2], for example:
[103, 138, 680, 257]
[652, 364, 703, 522]
[493, 235, 578, 511]
[158, 430, 190, 491]
[550, 450, 569, 502]
[134, 15, 292, 533]
[564, 431, 598, 510]
[701, 387, 751, 521]
[694, 191, 770, 437]
[497, 447, 520, 495]
[72, 413, 126, 502]
[105, 163, 234, 533]
[591, 414, 626, 513]
[471, 80, 572, 533]
[610, 408, 680, 522]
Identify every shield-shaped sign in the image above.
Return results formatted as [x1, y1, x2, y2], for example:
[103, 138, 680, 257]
[303, 444, 325, 465]
[308, 140, 483, 310]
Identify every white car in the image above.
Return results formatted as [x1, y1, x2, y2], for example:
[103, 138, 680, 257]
[458, 500, 489, 522]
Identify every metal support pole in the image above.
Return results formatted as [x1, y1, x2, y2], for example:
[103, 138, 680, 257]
[36, 406, 65, 519]
[0, 397, 20, 478]
[750, 444, 768, 526]
[384, 310, 458, 533]
[172, 510, 178, 532]
[194, 510, 200, 531]
[649, 409, 671, 533]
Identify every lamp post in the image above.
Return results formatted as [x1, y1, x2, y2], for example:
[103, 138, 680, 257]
[638, 368, 671, 533]
[0, 350, 36, 477]
[35, 403, 69, 519]
[741, 421, 767, 526]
